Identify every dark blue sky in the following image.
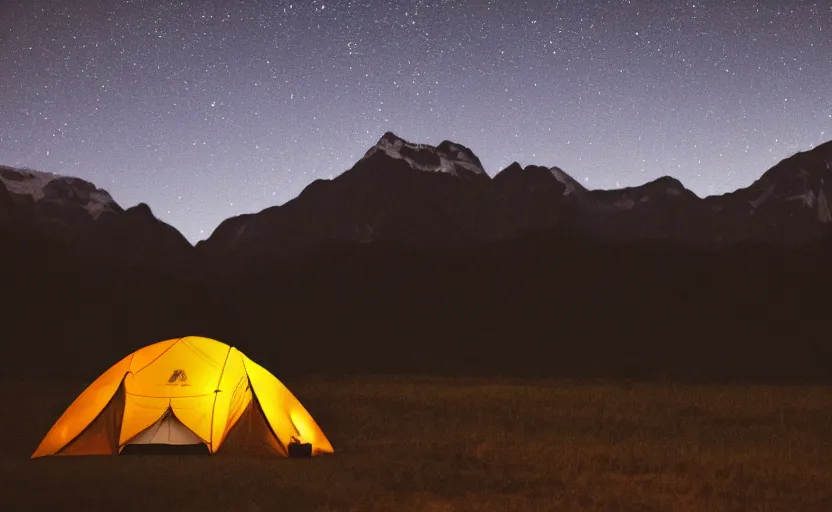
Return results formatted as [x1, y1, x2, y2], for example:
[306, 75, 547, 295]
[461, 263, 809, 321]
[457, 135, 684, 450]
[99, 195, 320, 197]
[2, 0, 830, 242]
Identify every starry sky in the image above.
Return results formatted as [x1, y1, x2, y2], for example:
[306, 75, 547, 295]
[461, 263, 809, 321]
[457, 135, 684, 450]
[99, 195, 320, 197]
[1, 0, 830, 243]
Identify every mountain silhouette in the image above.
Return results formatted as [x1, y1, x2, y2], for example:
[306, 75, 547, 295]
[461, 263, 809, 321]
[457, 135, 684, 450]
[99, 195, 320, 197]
[0, 165, 192, 274]
[1, 137, 831, 383]
[197, 134, 832, 276]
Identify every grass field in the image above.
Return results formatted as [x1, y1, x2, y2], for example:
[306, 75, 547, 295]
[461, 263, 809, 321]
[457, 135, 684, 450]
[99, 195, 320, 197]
[2, 376, 831, 511]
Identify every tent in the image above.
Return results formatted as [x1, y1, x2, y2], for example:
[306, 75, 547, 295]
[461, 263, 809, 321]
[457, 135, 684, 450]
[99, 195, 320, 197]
[32, 336, 333, 458]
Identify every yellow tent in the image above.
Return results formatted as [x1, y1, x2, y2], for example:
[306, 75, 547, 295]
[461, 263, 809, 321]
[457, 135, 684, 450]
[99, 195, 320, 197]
[32, 336, 333, 458]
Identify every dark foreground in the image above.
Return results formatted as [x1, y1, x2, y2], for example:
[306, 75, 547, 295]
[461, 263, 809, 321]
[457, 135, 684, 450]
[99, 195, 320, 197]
[4, 376, 831, 511]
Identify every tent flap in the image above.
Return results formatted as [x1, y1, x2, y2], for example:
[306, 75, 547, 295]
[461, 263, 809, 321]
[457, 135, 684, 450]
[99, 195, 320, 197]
[216, 395, 285, 456]
[125, 409, 205, 446]
[209, 349, 249, 453]
[58, 383, 126, 456]
[243, 354, 334, 455]
[32, 354, 133, 458]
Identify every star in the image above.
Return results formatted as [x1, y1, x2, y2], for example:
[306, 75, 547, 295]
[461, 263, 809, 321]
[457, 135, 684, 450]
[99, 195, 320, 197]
[0, 0, 828, 243]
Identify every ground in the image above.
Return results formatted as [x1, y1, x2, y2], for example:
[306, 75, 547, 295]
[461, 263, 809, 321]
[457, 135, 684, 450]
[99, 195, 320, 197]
[2, 376, 831, 511]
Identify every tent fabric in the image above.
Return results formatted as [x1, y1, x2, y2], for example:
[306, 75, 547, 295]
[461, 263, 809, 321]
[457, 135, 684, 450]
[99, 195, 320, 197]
[32, 336, 333, 458]
[217, 392, 285, 456]
[58, 383, 126, 456]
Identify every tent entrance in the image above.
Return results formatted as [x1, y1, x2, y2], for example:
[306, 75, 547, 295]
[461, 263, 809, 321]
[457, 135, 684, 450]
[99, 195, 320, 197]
[120, 409, 210, 456]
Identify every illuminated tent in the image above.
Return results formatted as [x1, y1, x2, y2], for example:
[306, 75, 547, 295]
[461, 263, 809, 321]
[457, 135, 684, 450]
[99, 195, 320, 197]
[32, 336, 333, 458]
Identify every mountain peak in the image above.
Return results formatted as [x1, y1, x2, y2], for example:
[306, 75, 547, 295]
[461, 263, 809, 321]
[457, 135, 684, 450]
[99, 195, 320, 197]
[375, 131, 407, 148]
[0, 166, 59, 201]
[126, 202, 155, 218]
[497, 162, 524, 175]
[644, 175, 689, 193]
[491, 163, 585, 199]
[726, 139, 832, 220]
[755, 138, 832, 186]
[548, 166, 586, 196]
[436, 139, 485, 173]
[362, 132, 488, 181]
[0, 165, 120, 219]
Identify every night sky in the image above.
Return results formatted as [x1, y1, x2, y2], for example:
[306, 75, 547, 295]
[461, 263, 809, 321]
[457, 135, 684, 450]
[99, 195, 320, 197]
[1, 1, 830, 243]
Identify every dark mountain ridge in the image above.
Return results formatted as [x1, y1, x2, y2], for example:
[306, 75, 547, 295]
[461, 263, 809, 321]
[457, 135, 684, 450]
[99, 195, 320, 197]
[6, 135, 830, 266]
[2, 137, 832, 383]
[197, 134, 832, 276]
[0, 165, 193, 274]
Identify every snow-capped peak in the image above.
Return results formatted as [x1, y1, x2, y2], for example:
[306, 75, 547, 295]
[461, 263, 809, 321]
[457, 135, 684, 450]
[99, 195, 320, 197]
[362, 132, 487, 180]
[436, 140, 486, 174]
[0, 166, 119, 220]
[0, 167, 58, 200]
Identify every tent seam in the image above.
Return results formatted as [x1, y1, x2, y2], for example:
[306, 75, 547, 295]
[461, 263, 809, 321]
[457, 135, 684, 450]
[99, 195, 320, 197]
[124, 391, 217, 399]
[208, 346, 234, 451]
[241, 356, 288, 456]
[131, 337, 183, 375]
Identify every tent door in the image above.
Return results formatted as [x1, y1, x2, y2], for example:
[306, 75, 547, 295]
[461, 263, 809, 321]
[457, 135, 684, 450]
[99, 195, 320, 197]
[124, 408, 205, 446]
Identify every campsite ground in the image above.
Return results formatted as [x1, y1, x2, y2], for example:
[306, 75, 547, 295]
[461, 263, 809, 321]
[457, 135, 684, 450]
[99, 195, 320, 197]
[2, 376, 831, 511]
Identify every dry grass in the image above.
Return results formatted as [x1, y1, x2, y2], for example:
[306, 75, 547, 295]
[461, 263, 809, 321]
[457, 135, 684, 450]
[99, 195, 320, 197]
[2, 375, 831, 511]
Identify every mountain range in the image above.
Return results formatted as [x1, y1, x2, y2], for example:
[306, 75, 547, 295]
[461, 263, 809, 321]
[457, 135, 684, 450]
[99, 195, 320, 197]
[2, 134, 831, 383]
[4, 133, 832, 275]
[204, 132, 832, 269]
[0, 165, 192, 272]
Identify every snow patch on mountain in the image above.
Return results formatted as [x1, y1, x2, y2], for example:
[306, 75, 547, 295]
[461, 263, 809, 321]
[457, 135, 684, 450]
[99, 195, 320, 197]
[786, 189, 816, 208]
[85, 190, 119, 219]
[549, 167, 584, 196]
[436, 140, 485, 175]
[363, 132, 486, 178]
[749, 185, 775, 209]
[440, 156, 483, 177]
[0, 168, 58, 200]
[817, 186, 831, 223]
[0, 166, 118, 219]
